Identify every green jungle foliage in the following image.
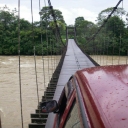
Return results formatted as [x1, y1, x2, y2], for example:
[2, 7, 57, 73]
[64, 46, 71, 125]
[75, 7, 128, 55]
[0, 6, 66, 55]
[0, 6, 128, 55]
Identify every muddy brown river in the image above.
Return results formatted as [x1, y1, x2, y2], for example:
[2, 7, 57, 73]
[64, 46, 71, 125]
[0, 55, 127, 128]
[0, 56, 61, 128]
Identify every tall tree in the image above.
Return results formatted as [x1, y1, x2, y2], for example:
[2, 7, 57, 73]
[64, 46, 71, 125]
[75, 16, 97, 46]
[40, 6, 66, 28]
[97, 7, 126, 25]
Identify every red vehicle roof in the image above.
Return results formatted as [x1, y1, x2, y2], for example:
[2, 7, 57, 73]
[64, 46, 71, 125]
[76, 65, 128, 128]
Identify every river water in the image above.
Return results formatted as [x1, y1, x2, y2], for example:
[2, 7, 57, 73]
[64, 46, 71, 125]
[0, 55, 127, 128]
[0, 56, 61, 128]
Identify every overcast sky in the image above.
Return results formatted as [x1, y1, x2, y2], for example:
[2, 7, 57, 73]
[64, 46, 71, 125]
[0, 0, 128, 25]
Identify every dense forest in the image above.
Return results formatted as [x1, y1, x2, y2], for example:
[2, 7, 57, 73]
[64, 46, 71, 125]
[75, 7, 128, 55]
[0, 6, 66, 55]
[0, 5, 128, 55]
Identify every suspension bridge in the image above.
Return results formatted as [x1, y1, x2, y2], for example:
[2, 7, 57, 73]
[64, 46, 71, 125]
[29, 39, 97, 128]
[0, 0, 128, 128]
[28, 0, 128, 127]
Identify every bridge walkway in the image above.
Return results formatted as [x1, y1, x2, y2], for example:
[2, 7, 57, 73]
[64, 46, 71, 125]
[45, 39, 95, 128]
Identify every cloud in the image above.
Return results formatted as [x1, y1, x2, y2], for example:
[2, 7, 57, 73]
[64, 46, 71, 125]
[0, 3, 40, 22]
[20, 6, 40, 22]
[58, 7, 97, 25]
[1, 0, 128, 25]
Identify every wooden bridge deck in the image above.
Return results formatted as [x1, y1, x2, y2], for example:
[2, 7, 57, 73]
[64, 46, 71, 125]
[45, 39, 95, 128]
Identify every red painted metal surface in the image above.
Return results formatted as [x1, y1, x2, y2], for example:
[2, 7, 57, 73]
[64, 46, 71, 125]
[59, 90, 76, 128]
[76, 65, 128, 128]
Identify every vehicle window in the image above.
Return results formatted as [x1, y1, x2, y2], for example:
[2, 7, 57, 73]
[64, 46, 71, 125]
[65, 77, 74, 101]
[64, 101, 81, 128]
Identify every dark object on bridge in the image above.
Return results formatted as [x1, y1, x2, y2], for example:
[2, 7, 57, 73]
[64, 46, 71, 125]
[40, 100, 58, 113]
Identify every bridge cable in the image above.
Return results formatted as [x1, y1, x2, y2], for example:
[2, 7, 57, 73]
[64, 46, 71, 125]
[106, 28, 109, 65]
[54, 29, 58, 66]
[53, 36, 56, 71]
[87, 0, 123, 44]
[39, 0, 46, 90]
[112, 17, 116, 65]
[49, 26, 59, 73]
[18, 0, 24, 127]
[96, 37, 99, 62]
[43, 0, 60, 95]
[54, 26, 60, 66]
[47, 0, 65, 47]
[99, 37, 102, 65]
[102, 31, 106, 65]
[51, 33, 55, 72]
[90, 0, 123, 66]
[51, 29, 58, 74]
[118, 0, 123, 64]
[92, 38, 95, 61]
[49, 31, 53, 75]
[94, 37, 98, 63]
[43, 0, 51, 82]
[31, 0, 40, 108]
[94, 38, 96, 62]
[53, 32, 56, 72]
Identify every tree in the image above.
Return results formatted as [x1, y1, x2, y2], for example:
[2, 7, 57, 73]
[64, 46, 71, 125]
[97, 7, 126, 25]
[75, 17, 84, 27]
[74, 16, 97, 47]
[106, 16, 125, 37]
[39, 6, 66, 47]
[90, 7, 128, 55]
[0, 5, 50, 55]
[40, 6, 66, 28]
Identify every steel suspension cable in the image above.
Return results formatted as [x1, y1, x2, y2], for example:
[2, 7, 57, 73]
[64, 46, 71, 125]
[99, 37, 102, 65]
[50, 33, 54, 72]
[46, 36, 50, 82]
[94, 39, 97, 61]
[48, 0, 65, 67]
[18, 0, 24, 127]
[93, 35, 97, 63]
[31, 0, 40, 107]
[92, 38, 95, 61]
[44, 0, 50, 82]
[39, 0, 46, 90]
[105, 22, 109, 65]
[50, 30, 54, 75]
[96, 40, 99, 63]
[85, 0, 123, 66]
[95, 37, 98, 63]
[53, 32, 56, 71]
[95, 34, 100, 64]
[54, 28, 59, 67]
[87, 0, 123, 44]
[112, 20, 115, 65]
[102, 34, 105, 65]
[53, 41, 55, 72]
[56, 29, 60, 65]
[106, 36, 109, 65]
[50, 28, 57, 72]
[118, 0, 123, 64]
[47, 0, 65, 47]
